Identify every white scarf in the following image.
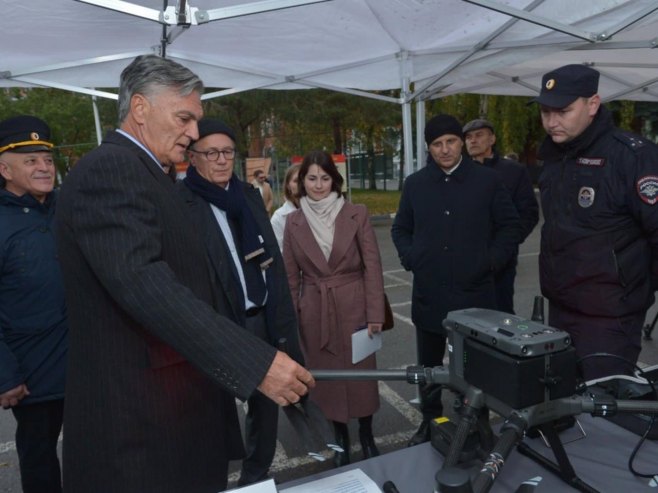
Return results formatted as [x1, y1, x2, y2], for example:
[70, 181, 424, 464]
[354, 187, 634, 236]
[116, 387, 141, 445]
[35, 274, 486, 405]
[300, 192, 345, 261]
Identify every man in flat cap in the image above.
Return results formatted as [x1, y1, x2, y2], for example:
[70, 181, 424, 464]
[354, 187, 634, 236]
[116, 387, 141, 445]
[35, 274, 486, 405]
[55, 55, 313, 493]
[391, 114, 521, 445]
[463, 118, 539, 314]
[532, 64, 658, 380]
[0, 115, 67, 493]
[177, 118, 304, 486]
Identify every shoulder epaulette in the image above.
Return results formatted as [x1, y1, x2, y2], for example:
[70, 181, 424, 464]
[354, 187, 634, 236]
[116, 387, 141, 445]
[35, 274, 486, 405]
[613, 130, 647, 152]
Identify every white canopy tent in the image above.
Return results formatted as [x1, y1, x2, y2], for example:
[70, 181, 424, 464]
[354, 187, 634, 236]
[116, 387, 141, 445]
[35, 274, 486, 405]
[2, 0, 658, 174]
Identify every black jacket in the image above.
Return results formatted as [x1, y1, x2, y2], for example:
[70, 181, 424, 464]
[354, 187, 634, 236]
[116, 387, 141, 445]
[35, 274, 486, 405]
[538, 107, 658, 317]
[0, 189, 67, 404]
[482, 152, 538, 244]
[175, 179, 304, 365]
[391, 156, 522, 332]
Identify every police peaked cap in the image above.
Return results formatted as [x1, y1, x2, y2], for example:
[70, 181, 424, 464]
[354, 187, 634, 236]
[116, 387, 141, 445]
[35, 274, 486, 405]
[530, 64, 600, 108]
[0, 115, 54, 155]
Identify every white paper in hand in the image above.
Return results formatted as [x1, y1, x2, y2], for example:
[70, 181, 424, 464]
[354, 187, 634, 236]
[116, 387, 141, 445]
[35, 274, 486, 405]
[352, 329, 382, 364]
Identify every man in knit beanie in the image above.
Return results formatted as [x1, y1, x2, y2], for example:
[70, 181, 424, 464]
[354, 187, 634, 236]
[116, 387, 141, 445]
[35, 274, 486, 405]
[391, 114, 522, 446]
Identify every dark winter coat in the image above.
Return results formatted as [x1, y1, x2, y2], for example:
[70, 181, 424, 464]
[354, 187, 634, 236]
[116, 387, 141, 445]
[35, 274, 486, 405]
[391, 157, 522, 333]
[175, 179, 304, 365]
[0, 189, 67, 405]
[481, 152, 538, 245]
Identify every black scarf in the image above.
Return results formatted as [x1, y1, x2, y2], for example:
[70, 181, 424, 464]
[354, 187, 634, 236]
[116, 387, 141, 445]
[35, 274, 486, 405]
[183, 165, 273, 270]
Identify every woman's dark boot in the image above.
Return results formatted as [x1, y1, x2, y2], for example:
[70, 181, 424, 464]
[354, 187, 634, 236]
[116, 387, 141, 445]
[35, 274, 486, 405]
[332, 421, 350, 467]
[358, 415, 380, 459]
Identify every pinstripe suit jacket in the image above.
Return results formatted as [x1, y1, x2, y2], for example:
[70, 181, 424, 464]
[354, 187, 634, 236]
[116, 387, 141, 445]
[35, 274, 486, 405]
[55, 131, 277, 493]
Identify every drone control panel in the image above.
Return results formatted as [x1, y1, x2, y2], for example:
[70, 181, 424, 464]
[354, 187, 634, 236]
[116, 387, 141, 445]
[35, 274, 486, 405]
[443, 307, 571, 357]
[445, 308, 577, 409]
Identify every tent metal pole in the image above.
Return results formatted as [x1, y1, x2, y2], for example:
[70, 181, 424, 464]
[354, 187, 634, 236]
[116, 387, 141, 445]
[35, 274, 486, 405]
[412, 0, 546, 101]
[402, 99, 413, 180]
[91, 94, 103, 146]
[598, 4, 658, 40]
[415, 101, 425, 176]
[400, 52, 414, 181]
[602, 75, 658, 103]
[463, 0, 595, 42]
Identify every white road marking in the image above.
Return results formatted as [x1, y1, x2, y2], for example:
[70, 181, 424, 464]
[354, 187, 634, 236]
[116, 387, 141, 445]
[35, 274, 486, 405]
[392, 312, 413, 325]
[384, 282, 410, 289]
[0, 441, 15, 454]
[379, 380, 422, 426]
[383, 273, 412, 286]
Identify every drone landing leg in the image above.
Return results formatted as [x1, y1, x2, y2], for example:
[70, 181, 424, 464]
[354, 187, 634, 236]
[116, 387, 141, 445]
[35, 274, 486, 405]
[517, 423, 598, 493]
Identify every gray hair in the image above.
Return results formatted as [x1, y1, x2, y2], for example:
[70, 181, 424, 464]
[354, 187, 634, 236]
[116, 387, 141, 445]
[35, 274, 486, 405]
[117, 55, 204, 124]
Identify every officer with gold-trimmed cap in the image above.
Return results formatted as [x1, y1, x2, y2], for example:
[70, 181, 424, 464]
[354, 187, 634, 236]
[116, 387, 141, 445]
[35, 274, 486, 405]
[0, 114, 67, 493]
[0, 115, 54, 153]
[531, 64, 658, 381]
[0, 115, 55, 199]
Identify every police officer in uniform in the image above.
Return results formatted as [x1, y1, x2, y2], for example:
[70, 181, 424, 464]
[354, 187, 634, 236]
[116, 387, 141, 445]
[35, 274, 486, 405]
[532, 64, 658, 380]
[0, 116, 67, 493]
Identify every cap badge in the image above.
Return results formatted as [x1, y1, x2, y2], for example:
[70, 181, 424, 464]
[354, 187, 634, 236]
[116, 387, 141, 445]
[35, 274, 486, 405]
[30, 132, 40, 140]
[578, 187, 595, 208]
[545, 79, 556, 90]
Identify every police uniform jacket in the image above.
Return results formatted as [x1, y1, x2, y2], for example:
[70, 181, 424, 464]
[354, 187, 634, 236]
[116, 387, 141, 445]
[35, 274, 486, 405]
[391, 156, 522, 333]
[0, 189, 67, 404]
[538, 106, 658, 318]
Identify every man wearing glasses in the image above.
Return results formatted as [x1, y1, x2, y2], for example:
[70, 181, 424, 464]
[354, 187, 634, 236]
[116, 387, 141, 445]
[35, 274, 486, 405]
[178, 119, 304, 486]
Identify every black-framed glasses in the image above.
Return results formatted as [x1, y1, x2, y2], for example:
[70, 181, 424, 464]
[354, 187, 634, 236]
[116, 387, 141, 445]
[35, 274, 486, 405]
[190, 148, 236, 161]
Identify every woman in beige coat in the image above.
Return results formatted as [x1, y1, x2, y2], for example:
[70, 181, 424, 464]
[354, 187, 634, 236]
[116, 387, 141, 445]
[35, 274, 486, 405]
[283, 151, 385, 466]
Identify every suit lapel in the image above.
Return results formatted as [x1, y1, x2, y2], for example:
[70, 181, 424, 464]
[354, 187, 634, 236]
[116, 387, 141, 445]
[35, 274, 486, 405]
[180, 185, 244, 319]
[327, 204, 358, 269]
[290, 211, 331, 274]
[106, 131, 175, 191]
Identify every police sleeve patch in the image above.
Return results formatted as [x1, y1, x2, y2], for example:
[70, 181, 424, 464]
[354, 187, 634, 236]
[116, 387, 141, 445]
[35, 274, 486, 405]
[637, 176, 658, 205]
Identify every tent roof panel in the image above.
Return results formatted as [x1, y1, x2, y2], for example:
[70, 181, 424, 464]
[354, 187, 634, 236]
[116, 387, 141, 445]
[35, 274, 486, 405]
[2, 0, 658, 103]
